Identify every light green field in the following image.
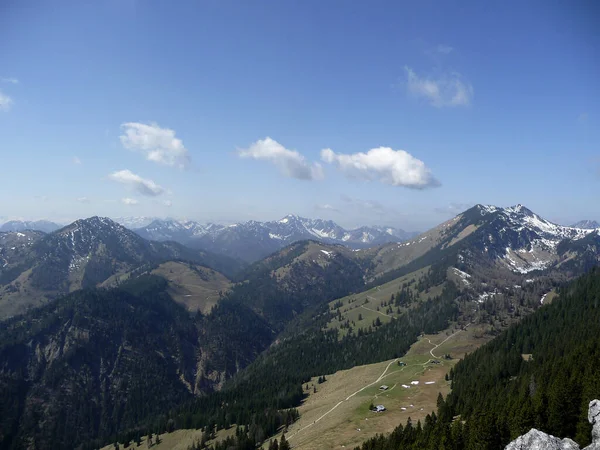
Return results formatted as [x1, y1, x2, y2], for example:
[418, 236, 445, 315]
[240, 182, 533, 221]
[266, 324, 492, 450]
[325, 266, 446, 338]
[151, 261, 232, 314]
[543, 289, 559, 305]
[99, 426, 236, 450]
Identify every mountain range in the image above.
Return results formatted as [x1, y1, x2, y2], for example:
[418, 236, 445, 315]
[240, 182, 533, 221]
[1, 203, 600, 449]
[0, 220, 62, 233]
[0, 217, 242, 319]
[570, 219, 600, 229]
[2, 204, 599, 320]
[133, 215, 418, 262]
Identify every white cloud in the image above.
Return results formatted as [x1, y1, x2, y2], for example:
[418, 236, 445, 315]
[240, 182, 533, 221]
[315, 204, 340, 213]
[76, 197, 90, 203]
[162, 200, 172, 207]
[0, 91, 13, 111]
[405, 67, 473, 108]
[121, 197, 139, 205]
[436, 45, 454, 54]
[238, 137, 324, 180]
[120, 122, 191, 169]
[434, 202, 472, 215]
[1, 78, 19, 84]
[108, 169, 165, 196]
[321, 147, 439, 189]
[73, 156, 82, 165]
[341, 195, 387, 215]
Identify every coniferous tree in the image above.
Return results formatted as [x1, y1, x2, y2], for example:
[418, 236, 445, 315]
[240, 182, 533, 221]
[279, 434, 290, 450]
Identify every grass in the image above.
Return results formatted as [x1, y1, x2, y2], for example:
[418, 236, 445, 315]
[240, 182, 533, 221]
[151, 261, 232, 314]
[266, 323, 492, 450]
[99, 426, 237, 450]
[325, 266, 445, 339]
[543, 289, 559, 305]
[0, 268, 53, 319]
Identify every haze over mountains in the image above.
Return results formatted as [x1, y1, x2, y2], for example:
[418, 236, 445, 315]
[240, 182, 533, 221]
[5, 212, 598, 266]
[0, 217, 242, 318]
[0, 220, 62, 233]
[570, 220, 600, 229]
[133, 215, 418, 262]
[1, 203, 600, 449]
[1, 204, 599, 317]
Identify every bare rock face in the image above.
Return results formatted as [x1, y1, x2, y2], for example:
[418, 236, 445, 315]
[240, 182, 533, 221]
[504, 429, 579, 450]
[505, 400, 600, 450]
[584, 399, 600, 450]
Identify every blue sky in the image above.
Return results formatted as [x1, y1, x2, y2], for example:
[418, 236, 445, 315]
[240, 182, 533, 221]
[0, 0, 598, 231]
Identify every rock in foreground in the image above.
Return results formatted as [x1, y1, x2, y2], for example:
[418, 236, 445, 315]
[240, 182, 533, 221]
[505, 400, 600, 450]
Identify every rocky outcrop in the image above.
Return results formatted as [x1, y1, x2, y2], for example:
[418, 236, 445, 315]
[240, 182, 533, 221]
[587, 400, 600, 450]
[505, 400, 600, 450]
[504, 429, 578, 450]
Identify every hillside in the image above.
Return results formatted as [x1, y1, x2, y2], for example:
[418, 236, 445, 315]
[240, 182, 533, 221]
[266, 322, 492, 450]
[2, 205, 600, 450]
[166, 205, 600, 450]
[228, 240, 369, 329]
[0, 217, 243, 319]
[0, 275, 278, 450]
[150, 261, 232, 314]
[356, 268, 600, 450]
[0, 276, 200, 450]
[364, 204, 596, 283]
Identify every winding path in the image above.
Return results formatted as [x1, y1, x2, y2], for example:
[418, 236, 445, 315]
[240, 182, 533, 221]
[426, 329, 462, 359]
[288, 358, 399, 441]
[361, 304, 394, 319]
[287, 329, 463, 445]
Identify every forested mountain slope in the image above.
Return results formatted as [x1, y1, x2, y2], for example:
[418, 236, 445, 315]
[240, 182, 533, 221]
[356, 268, 600, 450]
[0, 217, 243, 319]
[228, 240, 369, 329]
[2, 205, 600, 450]
[0, 276, 276, 450]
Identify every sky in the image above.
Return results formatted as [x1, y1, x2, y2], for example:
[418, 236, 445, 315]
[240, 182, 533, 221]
[0, 0, 599, 231]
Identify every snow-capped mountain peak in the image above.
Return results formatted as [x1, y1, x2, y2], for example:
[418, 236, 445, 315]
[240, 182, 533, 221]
[462, 204, 596, 273]
[111, 216, 158, 229]
[277, 214, 301, 224]
[132, 216, 418, 262]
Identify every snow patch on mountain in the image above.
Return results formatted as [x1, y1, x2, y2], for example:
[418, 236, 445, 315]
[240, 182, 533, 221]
[452, 267, 472, 286]
[131, 215, 416, 255]
[474, 204, 597, 274]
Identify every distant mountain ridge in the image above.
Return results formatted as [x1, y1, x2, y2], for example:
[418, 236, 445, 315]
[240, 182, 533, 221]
[133, 214, 418, 262]
[570, 219, 600, 229]
[112, 216, 159, 229]
[0, 219, 61, 233]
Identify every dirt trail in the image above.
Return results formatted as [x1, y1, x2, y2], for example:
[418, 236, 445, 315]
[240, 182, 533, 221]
[426, 330, 461, 359]
[361, 304, 394, 318]
[288, 359, 399, 441]
[288, 329, 463, 443]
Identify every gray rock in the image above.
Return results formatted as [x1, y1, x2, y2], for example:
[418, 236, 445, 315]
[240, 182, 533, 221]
[506, 399, 600, 450]
[584, 399, 600, 450]
[504, 429, 579, 450]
